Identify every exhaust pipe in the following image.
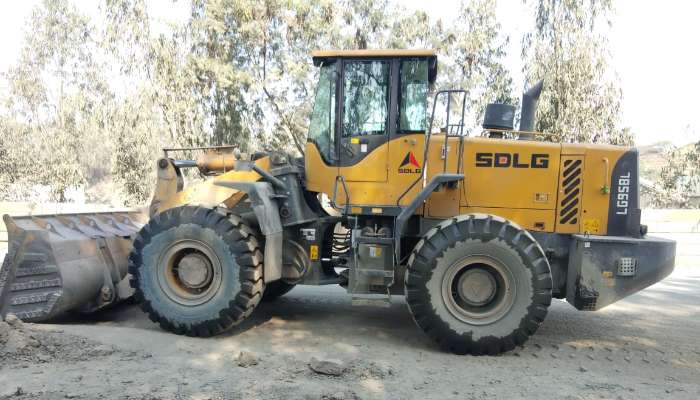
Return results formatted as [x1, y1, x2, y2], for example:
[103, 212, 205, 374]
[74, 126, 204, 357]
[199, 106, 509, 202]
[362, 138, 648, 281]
[518, 80, 544, 140]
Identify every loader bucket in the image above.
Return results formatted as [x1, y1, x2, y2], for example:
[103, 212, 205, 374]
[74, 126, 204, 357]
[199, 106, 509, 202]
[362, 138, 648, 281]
[0, 211, 146, 322]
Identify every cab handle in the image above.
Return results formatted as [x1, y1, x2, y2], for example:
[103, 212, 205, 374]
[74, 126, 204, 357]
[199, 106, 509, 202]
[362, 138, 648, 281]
[601, 157, 610, 194]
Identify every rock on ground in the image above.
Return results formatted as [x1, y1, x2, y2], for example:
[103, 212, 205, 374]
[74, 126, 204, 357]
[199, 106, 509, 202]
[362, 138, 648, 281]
[309, 357, 346, 376]
[236, 351, 258, 367]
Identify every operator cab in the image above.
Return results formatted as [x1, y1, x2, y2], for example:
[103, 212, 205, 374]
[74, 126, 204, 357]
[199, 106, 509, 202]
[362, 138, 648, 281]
[306, 49, 437, 168]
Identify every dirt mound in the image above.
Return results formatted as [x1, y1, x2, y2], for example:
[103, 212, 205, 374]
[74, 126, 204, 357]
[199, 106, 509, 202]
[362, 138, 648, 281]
[0, 314, 117, 365]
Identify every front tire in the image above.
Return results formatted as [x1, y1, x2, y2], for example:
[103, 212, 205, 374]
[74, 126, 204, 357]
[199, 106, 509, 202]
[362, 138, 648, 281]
[405, 214, 552, 355]
[128, 206, 264, 337]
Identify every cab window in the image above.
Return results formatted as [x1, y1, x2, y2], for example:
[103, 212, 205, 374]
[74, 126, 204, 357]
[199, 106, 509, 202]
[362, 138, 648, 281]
[307, 63, 336, 162]
[398, 60, 429, 133]
[342, 60, 390, 137]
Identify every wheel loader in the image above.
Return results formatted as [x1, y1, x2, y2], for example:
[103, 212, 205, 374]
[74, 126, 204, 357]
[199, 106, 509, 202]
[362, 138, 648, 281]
[0, 49, 676, 355]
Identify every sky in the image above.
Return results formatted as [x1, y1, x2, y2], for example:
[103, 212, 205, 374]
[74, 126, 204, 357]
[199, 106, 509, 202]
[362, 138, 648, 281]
[1, 0, 698, 146]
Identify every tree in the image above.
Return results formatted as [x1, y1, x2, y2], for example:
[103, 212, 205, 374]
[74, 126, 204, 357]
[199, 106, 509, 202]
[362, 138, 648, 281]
[0, 0, 521, 204]
[440, 0, 517, 133]
[110, 95, 162, 205]
[184, 0, 516, 151]
[102, 0, 211, 204]
[522, 0, 632, 145]
[184, 0, 348, 153]
[655, 139, 700, 208]
[0, 0, 110, 201]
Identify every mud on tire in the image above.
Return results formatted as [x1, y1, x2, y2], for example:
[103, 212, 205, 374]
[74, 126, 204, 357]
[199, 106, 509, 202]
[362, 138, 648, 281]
[128, 206, 264, 337]
[404, 214, 552, 355]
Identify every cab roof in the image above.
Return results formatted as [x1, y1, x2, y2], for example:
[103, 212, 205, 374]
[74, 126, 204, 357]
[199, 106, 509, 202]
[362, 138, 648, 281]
[311, 49, 437, 61]
[311, 49, 438, 82]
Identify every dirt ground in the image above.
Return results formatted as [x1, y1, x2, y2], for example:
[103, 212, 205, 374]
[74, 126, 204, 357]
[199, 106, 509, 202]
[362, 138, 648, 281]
[1, 234, 699, 400]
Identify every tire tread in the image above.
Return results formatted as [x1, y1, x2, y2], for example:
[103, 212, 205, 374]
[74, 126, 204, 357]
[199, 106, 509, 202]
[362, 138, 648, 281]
[128, 205, 264, 337]
[404, 214, 553, 355]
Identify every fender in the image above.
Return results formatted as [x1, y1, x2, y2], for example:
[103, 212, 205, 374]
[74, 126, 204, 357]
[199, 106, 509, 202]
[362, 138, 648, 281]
[150, 156, 283, 282]
[214, 181, 283, 283]
[150, 157, 270, 216]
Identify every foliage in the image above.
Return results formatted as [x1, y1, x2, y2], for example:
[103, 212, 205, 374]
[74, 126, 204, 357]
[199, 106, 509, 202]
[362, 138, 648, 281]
[0, 0, 108, 201]
[523, 0, 632, 145]
[182, 0, 517, 149]
[107, 94, 160, 206]
[441, 0, 518, 131]
[654, 141, 700, 208]
[185, 0, 337, 153]
[0, 0, 637, 206]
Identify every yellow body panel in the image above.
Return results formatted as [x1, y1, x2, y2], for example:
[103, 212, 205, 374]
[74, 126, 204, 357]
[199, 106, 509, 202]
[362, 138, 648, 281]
[305, 137, 628, 235]
[423, 136, 562, 231]
[342, 144, 388, 182]
[458, 137, 561, 210]
[424, 135, 460, 218]
[304, 136, 425, 206]
[559, 143, 626, 235]
[155, 157, 269, 214]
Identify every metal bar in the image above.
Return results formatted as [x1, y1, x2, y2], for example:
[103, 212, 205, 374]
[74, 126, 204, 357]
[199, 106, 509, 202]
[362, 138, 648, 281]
[162, 145, 238, 157]
[456, 92, 468, 175]
[443, 93, 451, 173]
[331, 175, 351, 214]
[251, 165, 287, 191]
[396, 90, 441, 205]
[171, 160, 197, 168]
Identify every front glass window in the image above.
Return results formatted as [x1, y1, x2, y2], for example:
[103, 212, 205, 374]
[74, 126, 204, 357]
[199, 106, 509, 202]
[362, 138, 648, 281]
[342, 60, 390, 137]
[399, 60, 429, 133]
[307, 63, 336, 162]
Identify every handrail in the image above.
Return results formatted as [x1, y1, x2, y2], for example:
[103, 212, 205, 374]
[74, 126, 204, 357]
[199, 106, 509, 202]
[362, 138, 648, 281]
[331, 175, 351, 214]
[441, 90, 468, 173]
[396, 89, 468, 206]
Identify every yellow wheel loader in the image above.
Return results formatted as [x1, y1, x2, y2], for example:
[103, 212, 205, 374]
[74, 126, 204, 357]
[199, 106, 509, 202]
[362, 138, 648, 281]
[0, 50, 676, 355]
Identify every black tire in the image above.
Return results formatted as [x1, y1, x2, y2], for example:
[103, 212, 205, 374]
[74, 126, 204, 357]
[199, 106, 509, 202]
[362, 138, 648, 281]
[261, 280, 296, 302]
[128, 206, 264, 337]
[405, 214, 552, 355]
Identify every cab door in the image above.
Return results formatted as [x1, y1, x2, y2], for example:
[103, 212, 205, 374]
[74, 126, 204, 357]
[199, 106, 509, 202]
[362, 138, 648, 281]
[337, 59, 390, 182]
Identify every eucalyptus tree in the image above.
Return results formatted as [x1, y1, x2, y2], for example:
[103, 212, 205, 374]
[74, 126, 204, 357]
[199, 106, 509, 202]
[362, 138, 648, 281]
[656, 138, 700, 208]
[441, 0, 517, 133]
[1, 0, 110, 200]
[0, 0, 522, 204]
[522, 0, 632, 145]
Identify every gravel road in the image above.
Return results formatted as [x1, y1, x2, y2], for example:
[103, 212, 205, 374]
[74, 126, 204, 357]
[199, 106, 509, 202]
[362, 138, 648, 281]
[1, 235, 698, 400]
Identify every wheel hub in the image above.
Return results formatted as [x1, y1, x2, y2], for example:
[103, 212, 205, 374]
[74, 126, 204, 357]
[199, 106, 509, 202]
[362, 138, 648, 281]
[457, 268, 497, 306]
[177, 253, 213, 289]
[441, 255, 516, 325]
[157, 239, 223, 306]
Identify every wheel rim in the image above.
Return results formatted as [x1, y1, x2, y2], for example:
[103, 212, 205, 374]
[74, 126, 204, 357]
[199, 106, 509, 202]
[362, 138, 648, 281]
[441, 255, 516, 325]
[157, 239, 223, 306]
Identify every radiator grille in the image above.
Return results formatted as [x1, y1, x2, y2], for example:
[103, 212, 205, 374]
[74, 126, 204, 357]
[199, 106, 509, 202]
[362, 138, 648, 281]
[559, 159, 582, 225]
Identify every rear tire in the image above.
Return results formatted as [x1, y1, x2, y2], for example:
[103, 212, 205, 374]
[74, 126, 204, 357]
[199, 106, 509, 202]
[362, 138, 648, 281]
[405, 214, 552, 355]
[261, 280, 295, 302]
[128, 206, 264, 337]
